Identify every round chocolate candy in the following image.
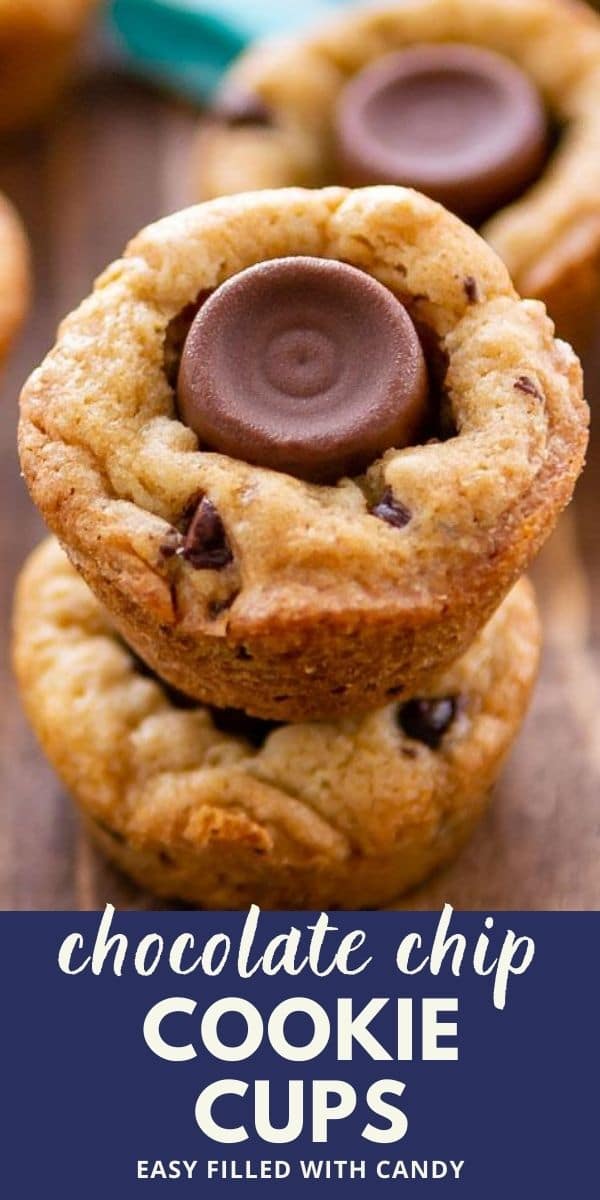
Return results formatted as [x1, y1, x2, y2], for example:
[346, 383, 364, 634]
[177, 256, 428, 483]
[334, 44, 549, 222]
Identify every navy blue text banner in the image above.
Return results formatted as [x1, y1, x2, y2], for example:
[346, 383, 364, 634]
[2, 908, 598, 1198]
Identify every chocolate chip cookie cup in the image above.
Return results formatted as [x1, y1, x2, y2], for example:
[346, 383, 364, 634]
[12, 539, 541, 910]
[197, 0, 600, 349]
[0, 192, 30, 363]
[0, 0, 98, 134]
[18, 187, 587, 720]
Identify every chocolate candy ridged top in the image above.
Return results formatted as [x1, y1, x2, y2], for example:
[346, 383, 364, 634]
[335, 44, 549, 222]
[177, 256, 429, 483]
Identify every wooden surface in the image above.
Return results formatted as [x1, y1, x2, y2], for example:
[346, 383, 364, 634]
[1, 49, 599, 911]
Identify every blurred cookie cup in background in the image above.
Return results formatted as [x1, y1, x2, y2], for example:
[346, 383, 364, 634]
[0, 191, 29, 362]
[196, 0, 600, 352]
[0, 0, 99, 133]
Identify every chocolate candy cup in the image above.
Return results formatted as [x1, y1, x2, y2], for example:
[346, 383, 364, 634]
[335, 44, 548, 222]
[177, 256, 428, 483]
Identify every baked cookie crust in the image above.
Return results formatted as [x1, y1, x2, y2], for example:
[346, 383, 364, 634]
[18, 187, 587, 719]
[196, 0, 600, 348]
[12, 538, 541, 910]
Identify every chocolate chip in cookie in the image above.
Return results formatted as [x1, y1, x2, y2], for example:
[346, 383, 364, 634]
[182, 496, 233, 570]
[370, 488, 412, 529]
[210, 706, 282, 748]
[164, 293, 212, 389]
[397, 696, 458, 749]
[463, 276, 480, 304]
[514, 375, 543, 401]
[159, 527, 183, 559]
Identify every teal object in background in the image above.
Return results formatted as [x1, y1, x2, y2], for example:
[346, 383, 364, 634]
[109, 0, 357, 101]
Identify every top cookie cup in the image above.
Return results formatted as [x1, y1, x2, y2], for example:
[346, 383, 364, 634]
[18, 187, 588, 721]
[197, 0, 600, 350]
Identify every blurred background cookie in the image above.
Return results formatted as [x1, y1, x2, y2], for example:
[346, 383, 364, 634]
[0, 191, 29, 362]
[12, 538, 541, 909]
[196, 0, 600, 350]
[0, 1, 100, 133]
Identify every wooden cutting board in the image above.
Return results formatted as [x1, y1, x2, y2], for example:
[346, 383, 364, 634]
[1, 66, 598, 911]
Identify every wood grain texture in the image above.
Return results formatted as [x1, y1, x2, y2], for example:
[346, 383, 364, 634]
[0, 50, 598, 911]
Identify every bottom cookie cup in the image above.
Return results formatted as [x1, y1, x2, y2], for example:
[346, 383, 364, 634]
[13, 539, 541, 910]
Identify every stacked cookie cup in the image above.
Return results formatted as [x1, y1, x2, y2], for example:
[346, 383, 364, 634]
[14, 183, 588, 908]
